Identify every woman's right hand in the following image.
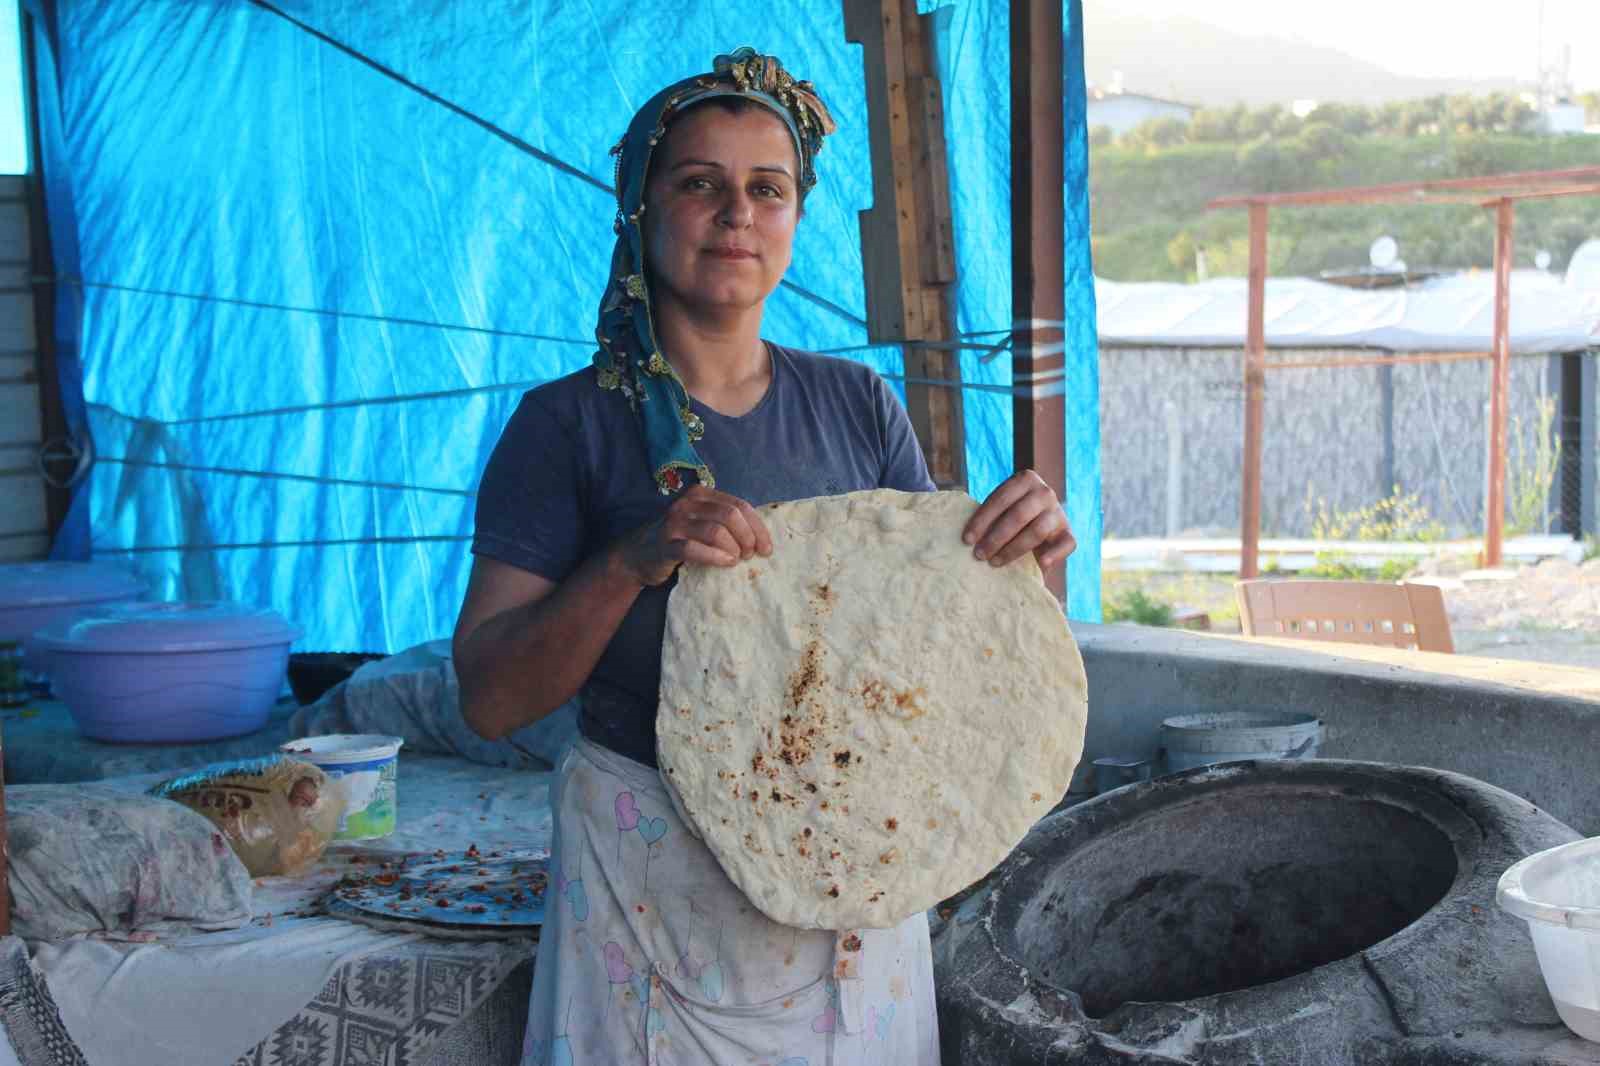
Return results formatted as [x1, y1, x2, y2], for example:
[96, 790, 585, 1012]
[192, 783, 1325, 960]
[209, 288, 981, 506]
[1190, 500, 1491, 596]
[613, 484, 773, 587]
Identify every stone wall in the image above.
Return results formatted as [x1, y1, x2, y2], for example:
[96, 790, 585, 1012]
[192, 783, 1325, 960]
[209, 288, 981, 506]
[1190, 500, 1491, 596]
[1100, 345, 1574, 538]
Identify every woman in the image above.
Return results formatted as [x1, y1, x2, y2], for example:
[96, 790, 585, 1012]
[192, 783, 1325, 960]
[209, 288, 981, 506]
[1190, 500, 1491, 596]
[454, 48, 1074, 1066]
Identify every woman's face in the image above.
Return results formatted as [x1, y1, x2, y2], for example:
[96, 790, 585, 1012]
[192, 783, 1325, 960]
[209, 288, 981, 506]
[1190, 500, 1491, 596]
[642, 105, 801, 320]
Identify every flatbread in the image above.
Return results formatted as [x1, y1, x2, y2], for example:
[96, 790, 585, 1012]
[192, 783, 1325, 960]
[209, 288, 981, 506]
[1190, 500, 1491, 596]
[657, 489, 1087, 930]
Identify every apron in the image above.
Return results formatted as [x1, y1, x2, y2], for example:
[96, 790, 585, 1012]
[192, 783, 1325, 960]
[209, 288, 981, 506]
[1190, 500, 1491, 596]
[522, 737, 941, 1065]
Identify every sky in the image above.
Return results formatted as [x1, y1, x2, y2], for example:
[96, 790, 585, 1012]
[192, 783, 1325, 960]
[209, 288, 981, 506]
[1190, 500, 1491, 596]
[1115, 0, 1600, 93]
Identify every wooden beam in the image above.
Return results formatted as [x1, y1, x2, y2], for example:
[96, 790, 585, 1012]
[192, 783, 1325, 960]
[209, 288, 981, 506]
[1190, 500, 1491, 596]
[1240, 202, 1268, 579]
[843, 0, 966, 488]
[1207, 165, 1600, 210]
[1010, 0, 1066, 600]
[1485, 198, 1514, 568]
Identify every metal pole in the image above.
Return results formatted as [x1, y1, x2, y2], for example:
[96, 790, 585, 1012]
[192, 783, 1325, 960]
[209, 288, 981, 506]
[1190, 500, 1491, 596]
[1165, 399, 1183, 539]
[1010, 0, 1067, 601]
[1240, 202, 1268, 578]
[1485, 197, 1513, 567]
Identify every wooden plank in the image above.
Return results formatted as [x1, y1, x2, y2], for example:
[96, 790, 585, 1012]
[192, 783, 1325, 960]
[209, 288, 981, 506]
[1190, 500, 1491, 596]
[1010, 0, 1066, 600]
[844, 0, 966, 489]
[0, 352, 35, 383]
[0, 473, 46, 536]
[0, 532, 50, 562]
[0, 382, 42, 443]
[0, 292, 33, 350]
[0, 443, 37, 475]
[0, 206, 28, 261]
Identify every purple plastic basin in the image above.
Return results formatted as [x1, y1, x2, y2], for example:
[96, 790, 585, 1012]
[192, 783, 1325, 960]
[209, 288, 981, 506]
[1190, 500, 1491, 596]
[32, 601, 301, 743]
[0, 562, 145, 672]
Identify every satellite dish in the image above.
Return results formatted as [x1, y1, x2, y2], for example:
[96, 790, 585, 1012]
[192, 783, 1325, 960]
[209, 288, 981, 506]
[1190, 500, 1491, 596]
[1536, 250, 1553, 271]
[1567, 238, 1600, 289]
[1369, 235, 1399, 270]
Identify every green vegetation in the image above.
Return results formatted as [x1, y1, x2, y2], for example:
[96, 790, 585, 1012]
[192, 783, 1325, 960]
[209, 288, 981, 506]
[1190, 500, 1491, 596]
[1306, 488, 1446, 543]
[1507, 395, 1562, 536]
[1102, 588, 1176, 627]
[1090, 94, 1600, 281]
[1301, 553, 1413, 582]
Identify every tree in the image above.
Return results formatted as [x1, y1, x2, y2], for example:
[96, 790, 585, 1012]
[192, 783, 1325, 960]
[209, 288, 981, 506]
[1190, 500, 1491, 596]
[1236, 137, 1305, 193]
[1188, 107, 1239, 143]
[1126, 116, 1190, 150]
[1306, 102, 1372, 137]
[1238, 104, 1286, 141]
[1297, 121, 1352, 163]
[1089, 124, 1114, 149]
[1166, 230, 1198, 278]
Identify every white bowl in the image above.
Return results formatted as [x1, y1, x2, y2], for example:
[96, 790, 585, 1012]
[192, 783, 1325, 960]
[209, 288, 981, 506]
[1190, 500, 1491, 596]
[1497, 836, 1600, 1042]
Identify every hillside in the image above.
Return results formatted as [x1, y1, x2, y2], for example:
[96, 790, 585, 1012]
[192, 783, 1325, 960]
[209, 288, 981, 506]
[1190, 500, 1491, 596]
[1083, 2, 1530, 107]
[1090, 132, 1600, 282]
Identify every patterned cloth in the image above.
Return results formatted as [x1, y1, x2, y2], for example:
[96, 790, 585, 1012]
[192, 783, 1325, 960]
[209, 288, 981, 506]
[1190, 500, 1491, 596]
[522, 739, 940, 1065]
[0, 938, 88, 1066]
[234, 937, 532, 1066]
[591, 47, 837, 495]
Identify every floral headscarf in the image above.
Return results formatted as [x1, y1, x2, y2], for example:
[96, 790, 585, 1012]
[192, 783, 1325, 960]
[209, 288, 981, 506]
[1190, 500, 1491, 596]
[593, 47, 836, 494]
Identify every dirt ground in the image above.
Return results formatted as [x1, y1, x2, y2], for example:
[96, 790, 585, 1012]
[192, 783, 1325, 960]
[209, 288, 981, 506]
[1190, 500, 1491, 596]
[1102, 556, 1600, 672]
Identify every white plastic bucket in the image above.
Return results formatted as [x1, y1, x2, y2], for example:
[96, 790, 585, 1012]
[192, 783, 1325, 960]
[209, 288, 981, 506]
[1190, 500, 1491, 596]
[1497, 836, 1600, 1042]
[280, 734, 404, 840]
[1159, 711, 1324, 773]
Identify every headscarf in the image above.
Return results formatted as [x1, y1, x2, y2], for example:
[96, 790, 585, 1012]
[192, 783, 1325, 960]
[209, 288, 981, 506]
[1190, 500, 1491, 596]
[593, 47, 837, 494]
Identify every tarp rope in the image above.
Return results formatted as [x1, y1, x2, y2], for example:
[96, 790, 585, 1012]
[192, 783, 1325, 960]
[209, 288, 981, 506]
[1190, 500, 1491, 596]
[242, 0, 867, 330]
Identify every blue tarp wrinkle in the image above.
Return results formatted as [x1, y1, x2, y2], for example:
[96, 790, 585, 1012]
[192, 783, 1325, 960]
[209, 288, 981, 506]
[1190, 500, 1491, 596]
[28, 0, 1101, 650]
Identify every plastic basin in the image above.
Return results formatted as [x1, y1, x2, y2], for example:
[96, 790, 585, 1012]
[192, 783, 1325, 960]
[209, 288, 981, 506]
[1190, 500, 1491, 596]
[1160, 711, 1324, 773]
[1497, 836, 1600, 1042]
[33, 601, 300, 743]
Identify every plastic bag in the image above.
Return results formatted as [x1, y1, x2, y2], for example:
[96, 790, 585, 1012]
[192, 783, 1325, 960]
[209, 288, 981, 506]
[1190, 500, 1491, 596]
[150, 755, 346, 876]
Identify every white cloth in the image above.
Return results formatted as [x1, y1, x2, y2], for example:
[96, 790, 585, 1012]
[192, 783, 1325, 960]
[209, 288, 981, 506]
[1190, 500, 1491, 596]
[522, 738, 941, 1066]
[30, 920, 406, 1066]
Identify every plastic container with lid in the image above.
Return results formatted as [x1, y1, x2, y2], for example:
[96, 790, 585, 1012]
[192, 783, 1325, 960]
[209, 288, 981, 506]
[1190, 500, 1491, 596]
[32, 601, 301, 743]
[0, 561, 145, 675]
[280, 734, 404, 840]
[1498, 837, 1600, 1043]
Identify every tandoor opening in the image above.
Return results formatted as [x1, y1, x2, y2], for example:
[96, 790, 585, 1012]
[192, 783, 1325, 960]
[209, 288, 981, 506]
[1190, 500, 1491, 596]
[1014, 788, 1457, 1016]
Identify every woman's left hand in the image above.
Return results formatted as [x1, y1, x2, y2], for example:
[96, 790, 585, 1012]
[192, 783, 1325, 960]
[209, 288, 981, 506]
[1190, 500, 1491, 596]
[963, 470, 1076, 570]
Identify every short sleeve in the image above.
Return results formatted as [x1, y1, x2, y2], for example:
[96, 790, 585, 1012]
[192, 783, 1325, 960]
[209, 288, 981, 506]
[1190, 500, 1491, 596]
[873, 373, 938, 492]
[471, 390, 588, 581]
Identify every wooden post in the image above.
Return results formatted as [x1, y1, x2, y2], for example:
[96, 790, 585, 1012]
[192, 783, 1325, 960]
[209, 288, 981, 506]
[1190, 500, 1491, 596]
[1484, 197, 1514, 568]
[843, 0, 966, 489]
[1010, 0, 1067, 601]
[1239, 201, 1268, 579]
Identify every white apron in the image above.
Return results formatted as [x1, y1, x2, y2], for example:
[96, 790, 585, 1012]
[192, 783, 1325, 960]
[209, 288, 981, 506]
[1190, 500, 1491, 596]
[522, 737, 941, 1065]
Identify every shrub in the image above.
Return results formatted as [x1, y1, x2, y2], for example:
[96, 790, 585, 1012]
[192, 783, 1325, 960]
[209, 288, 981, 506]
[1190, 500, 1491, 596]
[1103, 588, 1176, 627]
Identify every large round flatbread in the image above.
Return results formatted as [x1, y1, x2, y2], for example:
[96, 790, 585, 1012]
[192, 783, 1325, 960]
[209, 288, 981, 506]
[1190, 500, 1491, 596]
[657, 489, 1087, 930]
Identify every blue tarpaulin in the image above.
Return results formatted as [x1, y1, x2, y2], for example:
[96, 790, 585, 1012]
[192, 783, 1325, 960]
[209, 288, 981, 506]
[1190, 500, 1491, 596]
[25, 0, 1101, 651]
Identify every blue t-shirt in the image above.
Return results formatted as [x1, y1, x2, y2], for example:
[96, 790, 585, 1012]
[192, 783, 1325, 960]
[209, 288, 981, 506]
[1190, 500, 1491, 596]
[472, 344, 937, 767]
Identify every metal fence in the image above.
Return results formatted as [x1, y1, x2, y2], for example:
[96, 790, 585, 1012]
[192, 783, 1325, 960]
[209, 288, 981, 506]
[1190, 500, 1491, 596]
[1099, 345, 1597, 542]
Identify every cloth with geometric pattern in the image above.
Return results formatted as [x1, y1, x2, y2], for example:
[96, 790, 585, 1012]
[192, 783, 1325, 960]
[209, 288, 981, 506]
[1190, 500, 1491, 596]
[234, 937, 533, 1066]
[0, 938, 88, 1066]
